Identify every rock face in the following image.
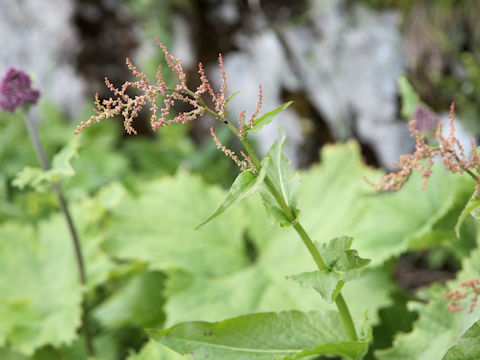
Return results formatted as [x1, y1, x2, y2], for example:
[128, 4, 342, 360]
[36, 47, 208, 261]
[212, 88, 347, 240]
[219, 0, 412, 168]
[0, 0, 85, 117]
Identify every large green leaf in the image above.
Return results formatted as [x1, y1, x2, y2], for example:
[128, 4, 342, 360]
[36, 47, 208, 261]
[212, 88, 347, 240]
[298, 141, 474, 266]
[260, 133, 300, 226]
[151, 310, 371, 360]
[443, 320, 480, 360]
[0, 190, 115, 354]
[104, 172, 250, 276]
[196, 158, 269, 229]
[0, 222, 81, 355]
[376, 247, 480, 360]
[245, 102, 292, 134]
[288, 236, 370, 303]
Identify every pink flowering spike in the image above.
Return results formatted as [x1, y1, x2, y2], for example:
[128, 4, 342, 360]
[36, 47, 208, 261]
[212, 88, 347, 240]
[249, 84, 263, 128]
[0, 67, 40, 113]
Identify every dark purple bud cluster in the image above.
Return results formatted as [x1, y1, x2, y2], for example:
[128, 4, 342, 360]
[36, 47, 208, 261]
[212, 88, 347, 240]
[0, 67, 40, 113]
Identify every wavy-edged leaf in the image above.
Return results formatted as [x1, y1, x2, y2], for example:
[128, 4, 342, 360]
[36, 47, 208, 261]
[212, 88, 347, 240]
[443, 320, 480, 360]
[289, 236, 370, 303]
[245, 102, 292, 134]
[196, 159, 269, 229]
[12, 136, 80, 191]
[104, 172, 249, 277]
[260, 132, 300, 226]
[0, 223, 82, 355]
[150, 310, 371, 360]
[376, 247, 480, 360]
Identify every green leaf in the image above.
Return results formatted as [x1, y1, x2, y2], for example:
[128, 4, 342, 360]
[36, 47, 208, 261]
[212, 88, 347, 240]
[398, 75, 422, 119]
[443, 320, 480, 360]
[455, 190, 480, 237]
[245, 102, 292, 134]
[0, 222, 82, 355]
[127, 339, 186, 360]
[376, 247, 480, 360]
[288, 236, 370, 303]
[196, 158, 269, 229]
[12, 136, 80, 192]
[150, 311, 371, 360]
[104, 172, 250, 277]
[260, 132, 300, 226]
[226, 90, 242, 105]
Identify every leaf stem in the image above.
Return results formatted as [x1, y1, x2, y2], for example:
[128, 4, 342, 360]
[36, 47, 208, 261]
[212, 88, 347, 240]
[24, 111, 95, 357]
[217, 113, 359, 341]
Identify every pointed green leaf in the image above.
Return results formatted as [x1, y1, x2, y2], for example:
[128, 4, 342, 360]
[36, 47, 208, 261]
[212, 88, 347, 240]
[226, 90, 242, 105]
[455, 190, 480, 237]
[443, 320, 480, 360]
[104, 172, 250, 277]
[260, 132, 300, 226]
[196, 159, 269, 229]
[245, 102, 292, 134]
[151, 311, 371, 360]
[288, 236, 370, 303]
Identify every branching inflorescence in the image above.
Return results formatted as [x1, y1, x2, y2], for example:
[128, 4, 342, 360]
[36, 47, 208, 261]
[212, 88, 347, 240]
[370, 103, 480, 193]
[74, 38, 262, 173]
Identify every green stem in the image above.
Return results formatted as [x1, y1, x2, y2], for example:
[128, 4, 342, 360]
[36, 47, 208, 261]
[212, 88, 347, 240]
[223, 117, 358, 340]
[24, 111, 95, 357]
[198, 100, 359, 339]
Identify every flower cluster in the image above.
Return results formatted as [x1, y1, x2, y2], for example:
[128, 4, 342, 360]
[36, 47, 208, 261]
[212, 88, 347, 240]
[444, 278, 480, 313]
[75, 39, 263, 173]
[0, 67, 40, 113]
[370, 103, 480, 193]
[74, 38, 228, 135]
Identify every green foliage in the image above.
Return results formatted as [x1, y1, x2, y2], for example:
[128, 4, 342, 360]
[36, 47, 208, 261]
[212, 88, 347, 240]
[260, 132, 300, 226]
[376, 247, 480, 359]
[289, 237, 370, 303]
[245, 102, 293, 134]
[443, 320, 480, 360]
[13, 136, 80, 191]
[151, 310, 371, 360]
[196, 159, 269, 229]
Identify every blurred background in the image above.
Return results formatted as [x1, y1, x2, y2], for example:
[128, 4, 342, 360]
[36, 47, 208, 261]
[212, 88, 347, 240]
[2, 0, 480, 174]
[1, 1, 480, 359]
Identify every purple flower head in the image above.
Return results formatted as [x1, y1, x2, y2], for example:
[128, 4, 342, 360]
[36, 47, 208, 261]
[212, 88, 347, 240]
[413, 105, 439, 132]
[0, 67, 41, 113]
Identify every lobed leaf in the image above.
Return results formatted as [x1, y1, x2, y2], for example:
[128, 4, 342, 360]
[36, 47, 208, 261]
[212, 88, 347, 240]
[376, 247, 480, 360]
[245, 102, 292, 134]
[288, 236, 370, 303]
[150, 310, 371, 360]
